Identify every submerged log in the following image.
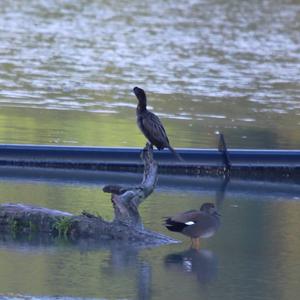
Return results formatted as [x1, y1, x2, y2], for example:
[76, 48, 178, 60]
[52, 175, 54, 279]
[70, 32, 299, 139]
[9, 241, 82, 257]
[0, 144, 178, 246]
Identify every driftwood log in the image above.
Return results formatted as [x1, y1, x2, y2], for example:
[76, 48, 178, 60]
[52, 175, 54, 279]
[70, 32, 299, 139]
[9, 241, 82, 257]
[0, 144, 178, 246]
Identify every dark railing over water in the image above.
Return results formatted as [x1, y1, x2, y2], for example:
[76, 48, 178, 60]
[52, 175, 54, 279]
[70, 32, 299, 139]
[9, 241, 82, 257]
[0, 143, 300, 181]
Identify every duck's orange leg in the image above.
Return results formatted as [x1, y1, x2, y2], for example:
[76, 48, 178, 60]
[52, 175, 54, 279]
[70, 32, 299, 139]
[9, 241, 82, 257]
[190, 238, 200, 250]
[194, 238, 200, 250]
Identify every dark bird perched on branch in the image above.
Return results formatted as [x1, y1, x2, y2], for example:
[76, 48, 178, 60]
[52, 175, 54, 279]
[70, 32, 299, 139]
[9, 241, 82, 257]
[133, 86, 183, 162]
[164, 203, 221, 249]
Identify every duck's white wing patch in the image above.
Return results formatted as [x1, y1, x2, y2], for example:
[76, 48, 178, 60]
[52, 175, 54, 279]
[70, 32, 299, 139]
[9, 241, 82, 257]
[185, 221, 195, 225]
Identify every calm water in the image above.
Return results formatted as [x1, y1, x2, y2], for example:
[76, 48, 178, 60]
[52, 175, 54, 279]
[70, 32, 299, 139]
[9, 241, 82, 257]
[0, 0, 300, 299]
[0, 178, 300, 300]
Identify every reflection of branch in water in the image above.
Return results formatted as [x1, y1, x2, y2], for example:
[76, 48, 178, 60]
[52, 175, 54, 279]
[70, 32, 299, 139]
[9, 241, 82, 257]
[103, 243, 152, 300]
[215, 176, 230, 209]
[164, 248, 218, 284]
[102, 244, 139, 274]
[215, 132, 230, 209]
[1, 235, 153, 300]
[137, 262, 152, 300]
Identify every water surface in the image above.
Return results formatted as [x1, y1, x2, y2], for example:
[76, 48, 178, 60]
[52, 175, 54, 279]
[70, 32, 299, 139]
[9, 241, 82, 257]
[0, 179, 300, 300]
[0, 0, 300, 299]
[0, 0, 299, 148]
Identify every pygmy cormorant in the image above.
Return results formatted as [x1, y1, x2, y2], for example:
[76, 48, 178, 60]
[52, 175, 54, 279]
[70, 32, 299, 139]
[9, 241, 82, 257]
[133, 86, 183, 161]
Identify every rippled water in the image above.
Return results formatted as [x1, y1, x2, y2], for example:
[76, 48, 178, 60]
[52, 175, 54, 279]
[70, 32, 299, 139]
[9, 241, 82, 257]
[0, 0, 300, 148]
[0, 1, 300, 299]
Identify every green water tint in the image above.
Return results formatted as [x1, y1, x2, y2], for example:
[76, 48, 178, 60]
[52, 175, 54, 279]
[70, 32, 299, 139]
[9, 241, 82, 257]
[0, 0, 300, 299]
[0, 0, 299, 149]
[0, 182, 300, 300]
[1, 104, 300, 150]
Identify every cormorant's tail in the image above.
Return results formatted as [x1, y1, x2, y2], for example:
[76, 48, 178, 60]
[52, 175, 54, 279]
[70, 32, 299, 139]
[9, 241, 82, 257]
[168, 146, 184, 162]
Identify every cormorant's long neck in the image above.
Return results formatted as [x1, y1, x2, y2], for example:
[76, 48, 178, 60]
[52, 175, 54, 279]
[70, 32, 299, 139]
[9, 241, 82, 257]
[137, 95, 147, 113]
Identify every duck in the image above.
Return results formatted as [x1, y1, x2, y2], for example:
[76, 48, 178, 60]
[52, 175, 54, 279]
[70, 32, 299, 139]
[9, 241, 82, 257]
[164, 203, 220, 249]
[133, 86, 183, 162]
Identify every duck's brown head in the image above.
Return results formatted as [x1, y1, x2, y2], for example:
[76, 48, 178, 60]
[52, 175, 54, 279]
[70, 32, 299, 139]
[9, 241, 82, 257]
[200, 203, 220, 216]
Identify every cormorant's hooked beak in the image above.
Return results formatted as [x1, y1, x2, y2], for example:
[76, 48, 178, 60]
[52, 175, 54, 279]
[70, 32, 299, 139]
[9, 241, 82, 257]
[132, 86, 140, 96]
[132, 87, 146, 105]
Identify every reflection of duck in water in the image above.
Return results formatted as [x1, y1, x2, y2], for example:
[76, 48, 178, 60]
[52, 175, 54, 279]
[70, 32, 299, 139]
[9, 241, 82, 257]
[133, 86, 183, 162]
[165, 248, 218, 283]
[164, 203, 220, 249]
